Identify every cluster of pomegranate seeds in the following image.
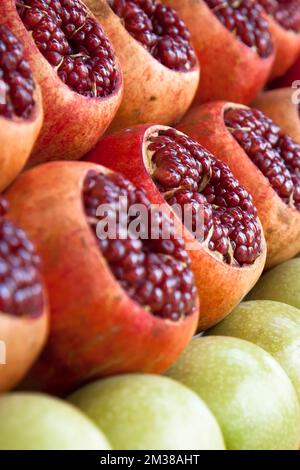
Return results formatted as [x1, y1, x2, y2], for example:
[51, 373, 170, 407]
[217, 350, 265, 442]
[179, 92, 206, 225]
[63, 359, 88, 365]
[204, 0, 273, 58]
[147, 128, 262, 266]
[225, 107, 300, 211]
[0, 25, 35, 119]
[83, 171, 197, 321]
[0, 197, 44, 317]
[17, 0, 119, 97]
[109, 0, 197, 71]
[258, 0, 300, 32]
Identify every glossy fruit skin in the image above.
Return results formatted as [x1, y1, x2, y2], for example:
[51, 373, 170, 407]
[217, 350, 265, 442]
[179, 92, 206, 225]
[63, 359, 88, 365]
[69, 373, 225, 450]
[83, 0, 199, 133]
[209, 300, 300, 402]
[167, 336, 300, 450]
[5, 161, 198, 395]
[248, 258, 300, 310]
[0, 392, 111, 450]
[253, 88, 300, 144]
[178, 102, 300, 269]
[2, 0, 123, 166]
[86, 124, 266, 331]
[163, 0, 274, 104]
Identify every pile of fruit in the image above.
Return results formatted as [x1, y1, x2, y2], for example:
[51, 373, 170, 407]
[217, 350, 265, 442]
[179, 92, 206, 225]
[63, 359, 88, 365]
[0, 0, 300, 451]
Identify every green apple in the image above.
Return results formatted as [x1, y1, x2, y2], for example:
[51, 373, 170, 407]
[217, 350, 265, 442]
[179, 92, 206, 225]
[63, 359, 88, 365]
[208, 300, 300, 402]
[69, 373, 225, 450]
[248, 258, 300, 309]
[166, 336, 300, 450]
[0, 392, 111, 450]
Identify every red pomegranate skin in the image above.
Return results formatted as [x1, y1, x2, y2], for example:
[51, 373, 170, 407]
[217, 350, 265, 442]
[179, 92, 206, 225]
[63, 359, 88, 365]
[5, 161, 199, 395]
[86, 125, 266, 331]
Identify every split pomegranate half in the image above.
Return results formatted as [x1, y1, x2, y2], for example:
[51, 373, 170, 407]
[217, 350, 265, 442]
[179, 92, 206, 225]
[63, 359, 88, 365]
[86, 125, 266, 331]
[0, 197, 48, 392]
[257, 0, 300, 79]
[178, 103, 300, 269]
[163, 0, 274, 104]
[84, 0, 199, 132]
[0, 24, 43, 190]
[5, 161, 199, 395]
[2, 0, 123, 166]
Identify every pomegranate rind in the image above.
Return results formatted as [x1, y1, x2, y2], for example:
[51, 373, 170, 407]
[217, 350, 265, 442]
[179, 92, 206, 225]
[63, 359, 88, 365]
[5, 161, 199, 395]
[163, 0, 274, 104]
[178, 102, 300, 269]
[86, 124, 266, 331]
[2, 0, 123, 165]
[84, 0, 200, 132]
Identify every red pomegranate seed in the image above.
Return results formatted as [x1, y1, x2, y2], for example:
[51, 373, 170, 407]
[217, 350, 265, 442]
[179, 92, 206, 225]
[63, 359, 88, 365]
[0, 24, 35, 119]
[109, 0, 197, 71]
[147, 128, 262, 267]
[17, 0, 119, 97]
[225, 107, 300, 211]
[83, 171, 198, 321]
[258, 0, 300, 32]
[204, 0, 273, 58]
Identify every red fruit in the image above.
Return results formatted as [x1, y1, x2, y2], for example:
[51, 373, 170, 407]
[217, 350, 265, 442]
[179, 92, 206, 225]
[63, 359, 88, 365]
[0, 24, 43, 190]
[163, 0, 274, 104]
[86, 125, 266, 331]
[0, 197, 48, 392]
[2, 0, 123, 166]
[272, 55, 300, 88]
[257, 0, 300, 79]
[5, 161, 199, 394]
[178, 103, 300, 269]
[83, 0, 199, 132]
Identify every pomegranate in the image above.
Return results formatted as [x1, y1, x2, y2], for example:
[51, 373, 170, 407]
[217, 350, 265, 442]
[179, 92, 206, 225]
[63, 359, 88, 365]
[163, 0, 274, 104]
[257, 0, 300, 79]
[2, 0, 123, 166]
[0, 197, 48, 392]
[271, 55, 300, 88]
[83, 0, 199, 132]
[5, 161, 199, 395]
[178, 103, 300, 269]
[86, 125, 266, 331]
[0, 24, 43, 190]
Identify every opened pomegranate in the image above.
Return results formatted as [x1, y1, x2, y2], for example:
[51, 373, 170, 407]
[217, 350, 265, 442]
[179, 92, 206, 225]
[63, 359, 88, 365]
[83, 0, 199, 132]
[257, 0, 300, 78]
[178, 103, 300, 269]
[5, 161, 199, 394]
[2, 0, 123, 166]
[0, 24, 43, 190]
[0, 197, 48, 392]
[163, 0, 274, 104]
[86, 125, 266, 331]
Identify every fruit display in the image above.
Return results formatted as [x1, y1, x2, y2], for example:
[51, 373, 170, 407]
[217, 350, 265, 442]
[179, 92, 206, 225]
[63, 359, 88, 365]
[83, 0, 199, 132]
[178, 103, 300, 268]
[69, 374, 225, 450]
[0, 0, 300, 453]
[167, 336, 300, 450]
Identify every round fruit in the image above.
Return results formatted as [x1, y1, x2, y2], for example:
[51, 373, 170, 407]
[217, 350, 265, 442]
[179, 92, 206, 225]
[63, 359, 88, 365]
[248, 258, 300, 309]
[0, 24, 43, 190]
[0, 392, 111, 450]
[69, 373, 225, 450]
[257, 0, 300, 79]
[178, 103, 300, 268]
[2, 0, 123, 166]
[167, 336, 300, 450]
[0, 197, 48, 392]
[86, 124, 266, 330]
[5, 161, 199, 395]
[164, 0, 274, 104]
[209, 300, 300, 401]
[84, 0, 199, 132]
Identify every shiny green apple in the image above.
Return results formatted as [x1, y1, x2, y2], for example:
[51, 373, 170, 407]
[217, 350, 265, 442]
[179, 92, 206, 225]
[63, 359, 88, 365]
[0, 392, 111, 450]
[69, 373, 225, 450]
[166, 336, 300, 450]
